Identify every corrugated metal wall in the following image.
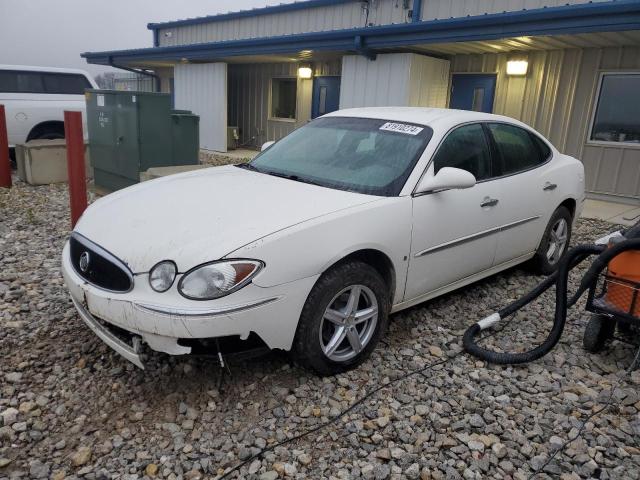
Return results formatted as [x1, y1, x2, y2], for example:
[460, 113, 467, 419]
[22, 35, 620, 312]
[420, 0, 611, 21]
[228, 60, 342, 147]
[175, 63, 228, 152]
[340, 53, 450, 109]
[340, 54, 412, 108]
[407, 55, 450, 108]
[451, 45, 640, 199]
[157, 0, 411, 47]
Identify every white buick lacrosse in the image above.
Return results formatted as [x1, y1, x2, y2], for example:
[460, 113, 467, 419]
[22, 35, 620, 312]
[62, 107, 584, 374]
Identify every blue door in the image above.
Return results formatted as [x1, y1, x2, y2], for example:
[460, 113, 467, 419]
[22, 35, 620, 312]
[450, 74, 496, 113]
[312, 76, 341, 119]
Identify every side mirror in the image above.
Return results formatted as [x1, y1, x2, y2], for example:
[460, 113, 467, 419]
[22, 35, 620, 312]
[415, 167, 476, 194]
[261, 141, 275, 152]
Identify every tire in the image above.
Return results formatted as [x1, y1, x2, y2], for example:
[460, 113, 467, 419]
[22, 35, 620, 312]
[34, 130, 64, 141]
[292, 261, 390, 376]
[27, 124, 65, 142]
[583, 314, 616, 353]
[530, 206, 573, 275]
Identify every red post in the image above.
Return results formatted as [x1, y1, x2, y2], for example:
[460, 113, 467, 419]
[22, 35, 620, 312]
[0, 105, 11, 188]
[64, 111, 88, 228]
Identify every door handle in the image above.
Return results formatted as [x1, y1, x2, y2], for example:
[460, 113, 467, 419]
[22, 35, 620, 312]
[543, 182, 557, 191]
[480, 197, 499, 208]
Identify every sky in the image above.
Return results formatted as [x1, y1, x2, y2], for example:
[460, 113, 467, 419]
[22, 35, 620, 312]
[0, 0, 297, 77]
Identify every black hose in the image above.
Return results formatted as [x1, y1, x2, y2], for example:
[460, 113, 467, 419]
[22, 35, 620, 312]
[464, 227, 640, 364]
[463, 245, 602, 364]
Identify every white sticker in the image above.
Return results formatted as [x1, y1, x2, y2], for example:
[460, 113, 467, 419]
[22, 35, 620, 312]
[132, 95, 137, 103]
[96, 94, 105, 107]
[380, 122, 424, 135]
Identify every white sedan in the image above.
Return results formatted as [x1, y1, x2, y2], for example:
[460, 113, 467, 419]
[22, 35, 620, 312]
[62, 108, 584, 375]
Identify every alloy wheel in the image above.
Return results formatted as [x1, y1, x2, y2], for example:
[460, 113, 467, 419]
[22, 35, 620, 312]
[546, 218, 569, 265]
[319, 284, 379, 362]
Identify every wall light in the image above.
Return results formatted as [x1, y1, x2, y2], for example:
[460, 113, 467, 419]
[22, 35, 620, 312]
[298, 66, 313, 79]
[506, 60, 528, 76]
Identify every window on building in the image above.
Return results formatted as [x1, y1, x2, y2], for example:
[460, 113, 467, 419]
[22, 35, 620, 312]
[42, 73, 92, 95]
[433, 123, 492, 181]
[488, 123, 547, 176]
[590, 73, 640, 144]
[270, 77, 297, 120]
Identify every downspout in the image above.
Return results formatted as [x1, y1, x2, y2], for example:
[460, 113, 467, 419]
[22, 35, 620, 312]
[354, 35, 377, 60]
[411, 0, 422, 22]
[108, 57, 161, 92]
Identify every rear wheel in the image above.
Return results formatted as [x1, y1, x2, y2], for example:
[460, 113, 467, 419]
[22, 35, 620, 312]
[27, 123, 65, 142]
[530, 206, 572, 275]
[293, 261, 390, 375]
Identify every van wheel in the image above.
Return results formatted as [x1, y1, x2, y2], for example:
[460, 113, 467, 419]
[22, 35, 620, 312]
[293, 261, 390, 376]
[530, 206, 572, 275]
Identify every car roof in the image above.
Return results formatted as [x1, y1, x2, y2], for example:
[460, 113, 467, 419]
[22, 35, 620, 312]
[0, 64, 93, 77]
[325, 107, 528, 132]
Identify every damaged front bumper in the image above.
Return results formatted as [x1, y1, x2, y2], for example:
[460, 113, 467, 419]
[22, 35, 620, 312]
[61, 242, 318, 369]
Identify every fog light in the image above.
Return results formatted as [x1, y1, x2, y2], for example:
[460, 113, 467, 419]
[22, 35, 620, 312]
[149, 261, 177, 292]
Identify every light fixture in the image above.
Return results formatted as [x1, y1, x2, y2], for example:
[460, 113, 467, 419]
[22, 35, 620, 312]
[298, 66, 313, 79]
[506, 59, 528, 76]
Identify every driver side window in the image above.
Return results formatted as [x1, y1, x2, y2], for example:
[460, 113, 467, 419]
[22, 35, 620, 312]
[433, 123, 491, 181]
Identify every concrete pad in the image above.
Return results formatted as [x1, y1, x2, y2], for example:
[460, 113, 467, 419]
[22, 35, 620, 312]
[581, 199, 635, 219]
[610, 207, 640, 227]
[140, 165, 211, 182]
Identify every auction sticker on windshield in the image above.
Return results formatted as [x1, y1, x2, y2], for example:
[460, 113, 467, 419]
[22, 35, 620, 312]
[379, 122, 424, 135]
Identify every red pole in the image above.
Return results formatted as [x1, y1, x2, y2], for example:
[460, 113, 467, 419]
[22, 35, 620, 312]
[0, 105, 11, 188]
[64, 111, 88, 228]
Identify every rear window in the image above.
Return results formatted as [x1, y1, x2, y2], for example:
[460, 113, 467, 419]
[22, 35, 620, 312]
[0, 70, 90, 94]
[43, 73, 92, 94]
[487, 123, 548, 176]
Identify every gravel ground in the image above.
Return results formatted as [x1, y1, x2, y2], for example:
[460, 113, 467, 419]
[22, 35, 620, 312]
[1, 180, 639, 480]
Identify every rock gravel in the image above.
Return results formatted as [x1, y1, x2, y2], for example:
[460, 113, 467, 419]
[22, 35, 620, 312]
[1, 180, 639, 479]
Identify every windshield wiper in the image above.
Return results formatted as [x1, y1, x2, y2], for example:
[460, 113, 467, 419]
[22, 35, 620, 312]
[263, 171, 325, 188]
[236, 163, 260, 172]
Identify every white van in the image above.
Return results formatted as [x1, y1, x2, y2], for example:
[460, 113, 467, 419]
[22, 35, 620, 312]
[0, 65, 98, 152]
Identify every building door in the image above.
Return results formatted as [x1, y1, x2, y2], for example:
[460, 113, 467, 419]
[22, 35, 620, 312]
[450, 74, 496, 113]
[312, 76, 341, 119]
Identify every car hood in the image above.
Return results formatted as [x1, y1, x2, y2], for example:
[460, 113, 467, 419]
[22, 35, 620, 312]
[74, 165, 380, 272]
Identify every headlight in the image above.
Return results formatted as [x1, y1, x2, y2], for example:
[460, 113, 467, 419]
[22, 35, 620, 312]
[178, 260, 263, 300]
[149, 261, 177, 293]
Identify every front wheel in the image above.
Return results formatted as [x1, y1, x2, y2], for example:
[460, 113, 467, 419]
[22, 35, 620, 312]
[292, 261, 390, 376]
[530, 206, 572, 275]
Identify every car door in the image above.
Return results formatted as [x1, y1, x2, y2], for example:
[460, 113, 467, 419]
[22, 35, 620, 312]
[405, 123, 502, 301]
[486, 123, 556, 265]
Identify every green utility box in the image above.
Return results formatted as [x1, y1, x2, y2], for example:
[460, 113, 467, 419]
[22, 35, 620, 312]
[86, 90, 200, 192]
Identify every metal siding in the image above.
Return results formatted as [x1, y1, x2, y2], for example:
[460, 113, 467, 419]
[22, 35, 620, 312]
[340, 53, 412, 108]
[420, 0, 610, 21]
[174, 63, 227, 152]
[227, 61, 342, 148]
[451, 44, 640, 199]
[157, 0, 413, 46]
[407, 54, 450, 107]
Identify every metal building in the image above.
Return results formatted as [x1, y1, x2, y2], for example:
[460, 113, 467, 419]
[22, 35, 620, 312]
[82, 0, 640, 202]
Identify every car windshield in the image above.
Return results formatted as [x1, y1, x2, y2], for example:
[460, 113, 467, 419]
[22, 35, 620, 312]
[243, 117, 433, 196]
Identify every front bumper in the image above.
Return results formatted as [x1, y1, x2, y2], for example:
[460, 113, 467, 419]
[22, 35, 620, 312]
[62, 242, 318, 368]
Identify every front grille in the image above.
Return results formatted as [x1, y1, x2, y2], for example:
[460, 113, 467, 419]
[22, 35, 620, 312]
[69, 233, 133, 292]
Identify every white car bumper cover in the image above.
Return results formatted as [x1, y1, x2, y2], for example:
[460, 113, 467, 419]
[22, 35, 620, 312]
[62, 242, 318, 368]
